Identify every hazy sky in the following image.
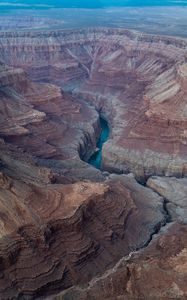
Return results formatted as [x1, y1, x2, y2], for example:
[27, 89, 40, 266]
[0, 1, 187, 8]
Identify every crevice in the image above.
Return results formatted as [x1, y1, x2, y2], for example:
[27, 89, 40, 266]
[163, 198, 172, 223]
[79, 110, 110, 170]
[134, 192, 173, 252]
[57, 197, 172, 300]
[138, 219, 166, 251]
[88, 116, 110, 169]
[78, 109, 173, 252]
[79, 110, 173, 251]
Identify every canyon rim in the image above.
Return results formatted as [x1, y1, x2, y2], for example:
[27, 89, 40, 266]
[0, 2, 187, 300]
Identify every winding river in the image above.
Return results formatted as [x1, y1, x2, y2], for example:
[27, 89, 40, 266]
[88, 117, 110, 169]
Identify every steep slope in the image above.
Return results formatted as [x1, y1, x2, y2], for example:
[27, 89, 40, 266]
[147, 176, 187, 224]
[0, 58, 169, 299]
[0, 28, 186, 299]
[0, 61, 102, 183]
[56, 223, 187, 300]
[0, 172, 167, 299]
[0, 28, 187, 179]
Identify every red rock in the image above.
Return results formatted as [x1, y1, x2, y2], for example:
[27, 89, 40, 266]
[0, 61, 102, 183]
[0, 28, 187, 299]
[57, 223, 187, 300]
[0, 174, 166, 299]
[0, 28, 187, 179]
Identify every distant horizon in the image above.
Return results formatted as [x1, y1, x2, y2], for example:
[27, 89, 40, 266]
[0, 0, 187, 9]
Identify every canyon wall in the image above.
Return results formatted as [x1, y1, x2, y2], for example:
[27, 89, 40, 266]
[0, 28, 187, 179]
[55, 223, 187, 300]
[0, 61, 103, 184]
[0, 28, 186, 299]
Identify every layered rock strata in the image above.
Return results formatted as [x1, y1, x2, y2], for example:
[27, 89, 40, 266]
[55, 223, 187, 300]
[0, 173, 167, 299]
[0, 28, 187, 299]
[0, 28, 187, 178]
[0, 62, 102, 183]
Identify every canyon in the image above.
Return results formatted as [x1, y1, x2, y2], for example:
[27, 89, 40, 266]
[1, 28, 187, 180]
[0, 27, 186, 299]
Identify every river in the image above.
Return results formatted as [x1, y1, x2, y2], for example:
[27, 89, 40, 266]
[88, 117, 110, 169]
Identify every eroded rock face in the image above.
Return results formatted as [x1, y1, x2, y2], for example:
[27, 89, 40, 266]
[0, 61, 103, 183]
[0, 28, 187, 299]
[147, 176, 187, 224]
[0, 62, 170, 298]
[0, 28, 187, 179]
[0, 173, 166, 299]
[56, 223, 187, 300]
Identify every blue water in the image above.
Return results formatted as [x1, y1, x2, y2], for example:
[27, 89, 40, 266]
[88, 117, 110, 169]
[3, 1, 187, 9]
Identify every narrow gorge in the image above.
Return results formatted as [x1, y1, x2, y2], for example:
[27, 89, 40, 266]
[88, 116, 110, 169]
[0, 27, 186, 299]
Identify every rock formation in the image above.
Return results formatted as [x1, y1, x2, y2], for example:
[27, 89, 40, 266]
[0, 28, 187, 179]
[0, 172, 167, 299]
[0, 61, 102, 183]
[0, 27, 186, 299]
[147, 176, 187, 224]
[55, 223, 187, 300]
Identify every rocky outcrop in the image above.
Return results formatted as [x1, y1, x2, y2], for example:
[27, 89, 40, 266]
[147, 176, 187, 224]
[56, 223, 187, 300]
[0, 61, 103, 183]
[0, 64, 46, 137]
[0, 28, 187, 179]
[0, 173, 167, 299]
